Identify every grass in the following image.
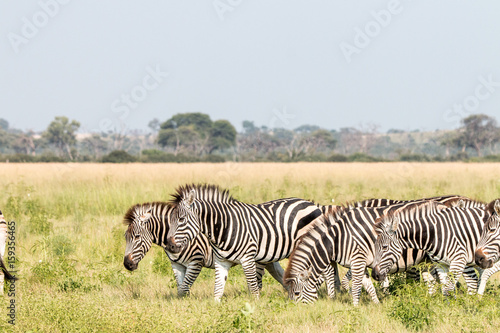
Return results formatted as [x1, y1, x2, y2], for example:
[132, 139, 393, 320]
[1, 162, 500, 332]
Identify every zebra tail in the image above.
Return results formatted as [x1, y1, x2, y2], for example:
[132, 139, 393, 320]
[0, 255, 17, 281]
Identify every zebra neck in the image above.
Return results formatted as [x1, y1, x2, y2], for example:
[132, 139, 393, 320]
[148, 217, 164, 246]
[397, 217, 435, 252]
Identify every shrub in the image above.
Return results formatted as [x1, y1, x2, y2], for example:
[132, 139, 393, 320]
[202, 154, 226, 163]
[327, 153, 348, 162]
[50, 235, 75, 256]
[101, 150, 137, 163]
[399, 154, 430, 162]
[347, 153, 381, 162]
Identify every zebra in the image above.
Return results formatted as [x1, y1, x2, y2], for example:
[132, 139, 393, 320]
[475, 200, 500, 269]
[0, 210, 17, 293]
[123, 202, 286, 296]
[371, 199, 500, 296]
[165, 184, 326, 300]
[324, 196, 481, 297]
[283, 196, 483, 305]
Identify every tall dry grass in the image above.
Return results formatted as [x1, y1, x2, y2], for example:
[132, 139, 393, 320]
[0, 162, 499, 332]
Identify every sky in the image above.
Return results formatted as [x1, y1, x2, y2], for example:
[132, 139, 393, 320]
[1, 1, 499, 134]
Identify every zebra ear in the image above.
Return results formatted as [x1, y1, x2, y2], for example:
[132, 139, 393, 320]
[457, 199, 465, 208]
[186, 190, 196, 207]
[494, 200, 500, 215]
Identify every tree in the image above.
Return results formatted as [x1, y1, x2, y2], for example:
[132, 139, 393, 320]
[81, 134, 108, 160]
[455, 114, 500, 157]
[0, 118, 8, 131]
[42, 116, 80, 160]
[148, 118, 160, 133]
[209, 120, 237, 152]
[158, 113, 236, 156]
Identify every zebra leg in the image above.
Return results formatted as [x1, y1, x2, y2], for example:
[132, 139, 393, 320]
[462, 266, 479, 295]
[255, 263, 265, 290]
[214, 258, 233, 301]
[341, 269, 352, 292]
[421, 270, 437, 295]
[351, 258, 376, 306]
[478, 262, 500, 295]
[264, 262, 286, 289]
[380, 276, 390, 294]
[362, 271, 379, 303]
[177, 261, 203, 297]
[333, 263, 341, 292]
[443, 261, 466, 296]
[240, 258, 260, 298]
[323, 263, 337, 299]
[171, 262, 187, 296]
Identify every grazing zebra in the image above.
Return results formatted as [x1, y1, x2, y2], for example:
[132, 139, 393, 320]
[165, 184, 325, 300]
[283, 196, 482, 305]
[475, 200, 500, 269]
[123, 202, 286, 296]
[372, 199, 500, 296]
[0, 210, 17, 293]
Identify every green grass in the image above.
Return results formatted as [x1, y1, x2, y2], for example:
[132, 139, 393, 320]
[1, 162, 500, 332]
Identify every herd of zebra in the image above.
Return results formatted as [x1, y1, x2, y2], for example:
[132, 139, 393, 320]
[123, 184, 500, 306]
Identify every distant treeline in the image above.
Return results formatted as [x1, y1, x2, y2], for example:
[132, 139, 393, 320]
[1, 113, 499, 163]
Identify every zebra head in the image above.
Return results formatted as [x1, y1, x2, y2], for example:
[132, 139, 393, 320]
[372, 213, 403, 282]
[284, 267, 319, 304]
[123, 204, 155, 271]
[475, 199, 500, 269]
[166, 189, 200, 254]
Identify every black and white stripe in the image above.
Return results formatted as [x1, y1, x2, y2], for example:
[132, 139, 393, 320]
[283, 196, 482, 305]
[475, 200, 500, 270]
[166, 184, 323, 300]
[372, 199, 499, 296]
[123, 202, 285, 296]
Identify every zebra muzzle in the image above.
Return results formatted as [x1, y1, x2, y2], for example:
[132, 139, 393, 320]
[166, 237, 183, 253]
[123, 254, 138, 271]
[475, 249, 493, 269]
[371, 265, 386, 281]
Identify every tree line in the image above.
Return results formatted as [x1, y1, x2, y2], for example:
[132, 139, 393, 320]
[0, 113, 499, 163]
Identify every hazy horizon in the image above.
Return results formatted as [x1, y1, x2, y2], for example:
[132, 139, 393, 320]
[1, 1, 499, 133]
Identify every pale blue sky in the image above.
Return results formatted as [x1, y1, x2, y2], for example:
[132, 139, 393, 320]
[1, 1, 499, 133]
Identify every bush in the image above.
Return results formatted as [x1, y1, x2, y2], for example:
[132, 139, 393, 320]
[101, 150, 137, 163]
[37, 153, 66, 162]
[327, 153, 348, 162]
[399, 154, 430, 162]
[347, 153, 381, 162]
[482, 154, 500, 162]
[202, 154, 226, 163]
[50, 235, 75, 256]
[448, 152, 468, 161]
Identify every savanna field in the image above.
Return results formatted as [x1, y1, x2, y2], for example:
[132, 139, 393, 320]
[1, 162, 500, 333]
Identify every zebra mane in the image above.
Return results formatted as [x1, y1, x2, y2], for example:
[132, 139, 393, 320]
[169, 183, 235, 206]
[443, 197, 486, 208]
[374, 200, 447, 232]
[123, 201, 171, 226]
